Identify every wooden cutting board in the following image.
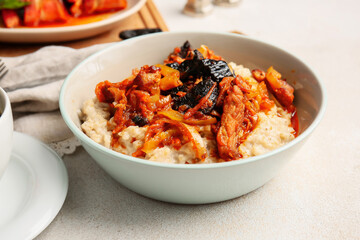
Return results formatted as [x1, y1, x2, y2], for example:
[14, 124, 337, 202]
[0, 0, 168, 57]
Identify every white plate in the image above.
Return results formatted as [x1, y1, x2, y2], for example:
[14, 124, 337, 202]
[0, 132, 68, 240]
[0, 0, 146, 43]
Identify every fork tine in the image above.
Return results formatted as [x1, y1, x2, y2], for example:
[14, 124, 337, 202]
[0, 59, 9, 79]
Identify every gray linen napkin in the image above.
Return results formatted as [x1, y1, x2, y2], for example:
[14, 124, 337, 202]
[0, 43, 112, 143]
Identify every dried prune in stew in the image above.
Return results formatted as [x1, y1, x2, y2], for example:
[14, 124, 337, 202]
[190, 78, 217, 104]
[173, 78, 219, 113]
[178, 50, 234, 83]
[166, 62, 180, 70]
[180, 40, 191, 58]
[178, 50, 205, 81]
[132, 115, 149, 127]
[161, 84, 188, 97]
[201, 59, 235, 82]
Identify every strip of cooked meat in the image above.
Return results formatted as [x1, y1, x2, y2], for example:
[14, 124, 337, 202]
[128, 90, 156, 122]
[216, 76, 233, 107]
[271, 82, 294, 108]
[216, 85, 245, 160]
[23, 0, 70, 27]
[133, 65, 161, 96]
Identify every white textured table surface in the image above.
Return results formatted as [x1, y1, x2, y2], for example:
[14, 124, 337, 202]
[36, 0, 360, 239]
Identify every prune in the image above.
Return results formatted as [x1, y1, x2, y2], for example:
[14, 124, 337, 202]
[178, 50, 205, 81]
[132, 115, 149, 127]
[178, 50, 234, 82]
[179, 40, 191, 58]
[166, 62, 180, 70]
[166, 41, 234, 116]
[161, 84, 188, 97]
[173, 78, 219, 114]
[202, 59, 234, 82]
[119, 28, 162, 40]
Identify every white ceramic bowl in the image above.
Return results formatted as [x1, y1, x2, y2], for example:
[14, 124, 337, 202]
[60, 31, 327, 204]
[0, 87, 13, 180]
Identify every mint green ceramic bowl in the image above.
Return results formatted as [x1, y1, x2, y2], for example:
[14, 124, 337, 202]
[60, 31, 326, 204]
[0, 87, 13, 180]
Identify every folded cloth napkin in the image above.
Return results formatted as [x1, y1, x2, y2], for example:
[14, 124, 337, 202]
[0, 43, 113, 149]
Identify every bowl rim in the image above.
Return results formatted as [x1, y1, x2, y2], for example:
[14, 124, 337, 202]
[60, 30, 327, 170]
[0, 87, 12, 121]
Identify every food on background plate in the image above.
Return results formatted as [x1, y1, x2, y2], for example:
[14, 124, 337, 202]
[0, 0, 127, 28]
[80, 41, 298, 164]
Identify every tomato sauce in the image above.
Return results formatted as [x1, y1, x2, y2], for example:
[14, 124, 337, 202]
[17, 12, 114, 28]
[291, 110, 299, 137]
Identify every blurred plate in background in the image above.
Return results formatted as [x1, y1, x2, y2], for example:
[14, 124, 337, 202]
[0, 0, 146, 43]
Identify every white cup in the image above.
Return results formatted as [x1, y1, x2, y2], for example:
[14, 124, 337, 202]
[0, 87, 13, 180]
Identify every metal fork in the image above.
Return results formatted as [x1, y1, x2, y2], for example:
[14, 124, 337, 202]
[0, 59, 8, 79]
